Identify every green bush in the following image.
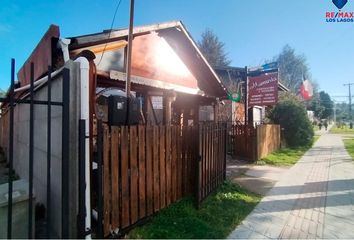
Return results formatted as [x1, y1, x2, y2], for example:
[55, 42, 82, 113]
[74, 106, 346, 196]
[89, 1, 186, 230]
[268, 93, 314, 148]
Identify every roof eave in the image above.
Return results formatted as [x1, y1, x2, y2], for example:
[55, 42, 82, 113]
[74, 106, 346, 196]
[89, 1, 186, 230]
[176, 21, 228, 98]
[69, 20, 182, 48]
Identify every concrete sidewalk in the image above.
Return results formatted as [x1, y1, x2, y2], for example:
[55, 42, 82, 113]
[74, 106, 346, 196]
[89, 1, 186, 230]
[227, 161, 289, 195]
[228, 133, 354, 239]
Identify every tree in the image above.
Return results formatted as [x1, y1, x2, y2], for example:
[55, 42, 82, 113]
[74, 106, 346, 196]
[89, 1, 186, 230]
[276, 45, 310, 93]
[307, 90, 333, 120]
[0, 89, 5, 98]
[198, 29, 231, 67]
[335, 102, 350, 123]
[308, 91, 324, 119]
[319, 91, 333, 119]
[268, 92, 314, 147]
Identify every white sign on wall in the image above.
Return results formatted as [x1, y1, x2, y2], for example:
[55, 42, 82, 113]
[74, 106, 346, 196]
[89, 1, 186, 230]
[151, 96, 163, 109]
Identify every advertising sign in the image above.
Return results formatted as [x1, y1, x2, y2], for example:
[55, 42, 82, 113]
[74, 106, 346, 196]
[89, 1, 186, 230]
[261, 62, 278, 71]
[248, 72, 278, 107]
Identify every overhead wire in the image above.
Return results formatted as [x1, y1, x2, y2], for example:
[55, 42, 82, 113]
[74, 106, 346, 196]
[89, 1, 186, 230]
[97, 0, 124, 66]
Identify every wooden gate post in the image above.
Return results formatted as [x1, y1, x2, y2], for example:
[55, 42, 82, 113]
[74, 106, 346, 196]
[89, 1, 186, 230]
[254, 125, 259, 162]
[223, 122, 227, 180]
[195, 154, 202, 209]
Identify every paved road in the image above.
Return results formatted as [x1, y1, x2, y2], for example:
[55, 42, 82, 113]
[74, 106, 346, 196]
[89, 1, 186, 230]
[228, 133, 354, 239]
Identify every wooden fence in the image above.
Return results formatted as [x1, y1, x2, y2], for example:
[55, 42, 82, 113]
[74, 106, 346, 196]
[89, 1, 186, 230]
[256, 124, 281, 160]
[229, 124, 257, 161]
[229, 124, 280, 161]
[98, 123, 226, 236]
[196, 123, 227, 206]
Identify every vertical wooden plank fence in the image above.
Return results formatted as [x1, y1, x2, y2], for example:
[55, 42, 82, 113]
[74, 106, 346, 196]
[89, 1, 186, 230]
[130, 126, 139, 224]
[165, 126, 172, 205]
[153, 126, 160, 212]
[230, 124, 257, 161]
[256, 124, 281, 160]
[110, 127, 120, 230]
[228, 124, 281, 162]
[101, 122, 227, 236]
[196, 123, 227, 206]
[138, 125, 146, 219]
[159, 126, 166, 209]
[145, 125, 153, 216]
[121, 126, 130, 228]
[103, 125, 110, 236]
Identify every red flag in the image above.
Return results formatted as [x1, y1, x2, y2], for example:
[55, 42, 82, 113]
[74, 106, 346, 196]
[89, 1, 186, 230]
[300, 80, 313, 100]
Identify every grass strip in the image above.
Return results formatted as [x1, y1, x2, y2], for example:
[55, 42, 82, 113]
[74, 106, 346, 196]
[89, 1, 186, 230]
[343, 138, 354, 160]
[258, 136, 319, 166]
[128, 181, 260, 239]
[330, 126, 354, 134]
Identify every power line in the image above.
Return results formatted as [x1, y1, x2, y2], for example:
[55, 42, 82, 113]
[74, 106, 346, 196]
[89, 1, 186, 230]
[97, 0, 124, 66]
[343, 83, 354, 120]
[332, 95, 348, 98]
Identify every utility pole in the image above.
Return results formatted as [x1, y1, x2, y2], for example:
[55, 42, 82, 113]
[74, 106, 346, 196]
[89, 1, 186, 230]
[343, 83, 354, 120]
[125, 0, 134, 124]
[334, 103, 336, 124]
[244, 66, 248, 124]
[333, 100, 337, 125]
[126, 0, 134, 97]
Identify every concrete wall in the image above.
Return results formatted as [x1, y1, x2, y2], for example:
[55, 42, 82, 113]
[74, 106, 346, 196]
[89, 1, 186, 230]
[1, 60, 81, 238]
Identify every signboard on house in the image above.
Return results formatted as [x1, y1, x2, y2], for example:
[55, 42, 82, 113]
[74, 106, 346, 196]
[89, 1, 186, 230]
[151, 96, 163, 109]
[248, 72, 278, 107]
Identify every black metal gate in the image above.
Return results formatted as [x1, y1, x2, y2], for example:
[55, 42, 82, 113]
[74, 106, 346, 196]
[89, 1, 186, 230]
[195, 122, 227, 207]
[0, 59, 70, 238]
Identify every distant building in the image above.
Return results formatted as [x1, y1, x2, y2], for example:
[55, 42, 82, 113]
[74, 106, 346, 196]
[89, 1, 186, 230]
[214, 66, 289, 125]
[307, 110, 315, 122]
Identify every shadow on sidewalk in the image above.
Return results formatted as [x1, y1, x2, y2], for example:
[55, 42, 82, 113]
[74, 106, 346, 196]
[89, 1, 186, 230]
[255, 191, 353, 213]
[266, 179, 354, 196]
[226, 156, 289, 195]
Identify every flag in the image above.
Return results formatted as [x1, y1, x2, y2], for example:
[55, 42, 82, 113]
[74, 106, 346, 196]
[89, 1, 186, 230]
[300, 79, 313, 100]
[228, 92, 241, 102]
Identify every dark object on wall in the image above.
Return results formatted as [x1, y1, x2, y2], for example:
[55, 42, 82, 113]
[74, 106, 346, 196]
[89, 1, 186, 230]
[108, 96, 140, 125]
[96, 88, 140, 126]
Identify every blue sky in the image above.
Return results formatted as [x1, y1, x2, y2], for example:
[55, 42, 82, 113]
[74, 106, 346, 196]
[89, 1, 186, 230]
[0, 0, 353, 101]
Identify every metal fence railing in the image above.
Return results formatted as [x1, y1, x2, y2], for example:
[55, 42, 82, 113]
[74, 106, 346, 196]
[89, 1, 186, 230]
[0, 59, 70, 238]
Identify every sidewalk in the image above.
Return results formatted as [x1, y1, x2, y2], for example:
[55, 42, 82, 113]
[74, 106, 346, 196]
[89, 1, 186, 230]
[315, 124, 332, 136]
[228, 132, 354, 239]
[227, 160, 289, 195]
